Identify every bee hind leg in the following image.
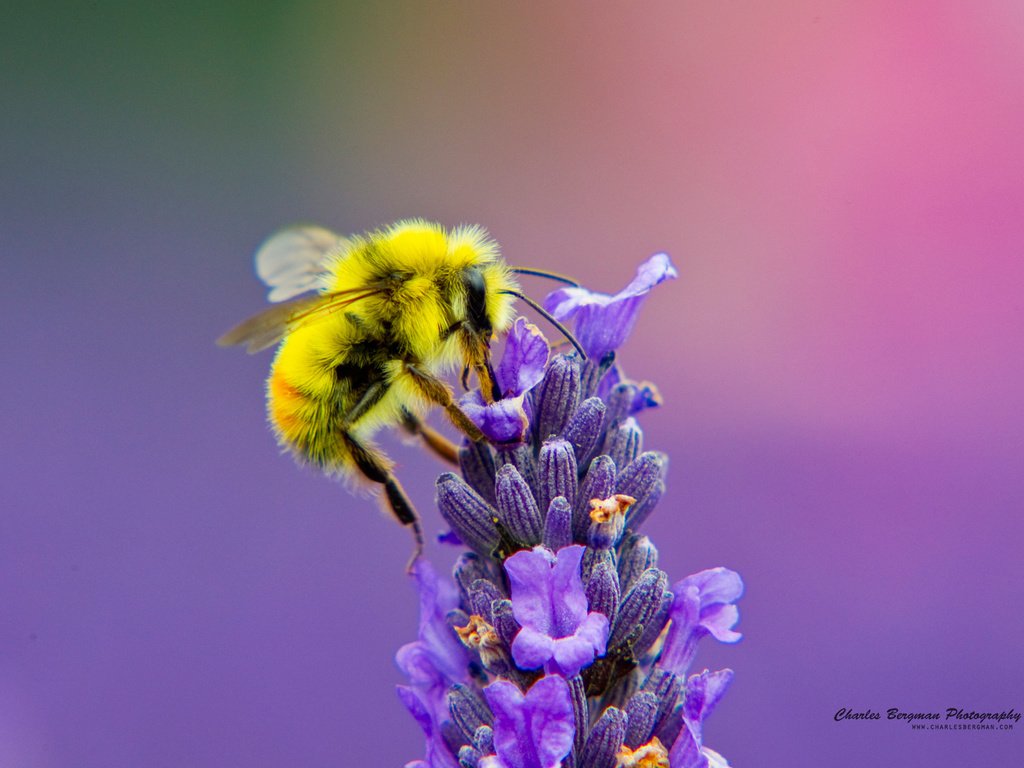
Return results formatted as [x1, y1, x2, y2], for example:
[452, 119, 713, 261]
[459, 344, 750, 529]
[400, 408, 460, 466]
[340, 382, 423, 568]
[340, 429, 424, 570]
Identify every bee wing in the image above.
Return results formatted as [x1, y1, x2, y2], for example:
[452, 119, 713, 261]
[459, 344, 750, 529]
[217, 289, 382, 353]
[255, 225, 350, 303]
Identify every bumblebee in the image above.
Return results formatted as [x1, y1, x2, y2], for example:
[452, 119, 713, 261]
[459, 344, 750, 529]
[219, 219, 579, 561]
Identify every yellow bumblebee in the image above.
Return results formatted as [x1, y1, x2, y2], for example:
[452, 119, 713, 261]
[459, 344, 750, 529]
[219, 219, 577, 560]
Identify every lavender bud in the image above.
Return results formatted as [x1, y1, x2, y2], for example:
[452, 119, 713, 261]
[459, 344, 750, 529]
[449, 683, 493, 744]
[574, 455, 616, 543]
[538, 438, 578, 515]
[467, 578, 503, 623]
[490, 598, 520, 648]
[625, 479, 665, 531]
[643, 669, 683, 737]
[616, 451, 668, 507]
[604, 382, 641, 427]
[581, 547, 614, 586]
[623, 691, 659, 749]
[602, 416, 643, 472]
[634, 588, 673, 657]
[442, 721, 465, 759]
[494, 464, 542, 546]
[563, 397, 606, 464]
[543, 496, 573, 551]
[453, 552, 498, 603]
[459, 440, 497, 506]
[568, 675, 588, 757]
[655, 704, 684, 753]
[534, 354, 582, 440]
[579, 706, 627, 768]
[585, 558, 620, 620]
[495, 444, 538, 498]
[437, 473, 500, 556]
[609, 568, 669, 649]
[473, 725, 494, 756]
[458, 745, 481, 768]
[580, 352, 615, 398]
[617, 534, 659, 594]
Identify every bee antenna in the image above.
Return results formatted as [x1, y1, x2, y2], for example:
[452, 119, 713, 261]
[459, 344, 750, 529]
[500, 290, 587, 360]
[510, 267, 580, 287]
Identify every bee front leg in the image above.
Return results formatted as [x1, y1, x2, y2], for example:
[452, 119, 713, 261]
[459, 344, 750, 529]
[402, 362, 486, 442]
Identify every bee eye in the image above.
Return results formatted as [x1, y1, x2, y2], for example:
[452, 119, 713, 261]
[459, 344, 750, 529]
[463, 268, 490, 332]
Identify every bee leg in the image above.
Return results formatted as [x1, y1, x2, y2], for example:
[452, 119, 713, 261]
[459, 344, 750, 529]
[341, 383, 423, 568]
[402, 362, 486, 442]
[400, 408, 460, 466]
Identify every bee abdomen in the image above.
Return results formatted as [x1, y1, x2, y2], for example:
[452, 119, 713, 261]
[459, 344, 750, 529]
[267, 368, 350, 473]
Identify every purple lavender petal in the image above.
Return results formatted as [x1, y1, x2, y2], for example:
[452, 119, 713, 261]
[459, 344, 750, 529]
[403, 558, 470, 683]
[680, 568, 744, 608]
[667, 723, 706, 768]
[701, 604, 742, 643]
[684, 668, 734, 735]
[544, 253, 678, 359]
[461, 391, 531, 445]
[504, 546, 558, 634]
[659, 568, 744, 676]
[549, 544, 589, 635]
[550, 632, 600, 681]
[482, 677, 574, 768]
[495, 318, 549, 398]
[506, 545, 610, 677]
[510, 625, 555, 671]
[397, 561, 470, 768]
[398, 685, 461, 768]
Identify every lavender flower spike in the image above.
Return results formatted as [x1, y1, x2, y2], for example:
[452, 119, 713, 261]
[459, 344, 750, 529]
[544, 253, 677, 359]
[506, 545, 610, 678]
[398, 253, 743, 768]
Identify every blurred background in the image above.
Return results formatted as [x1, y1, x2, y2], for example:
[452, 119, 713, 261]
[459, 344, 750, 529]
[2, 2, 1022, 766]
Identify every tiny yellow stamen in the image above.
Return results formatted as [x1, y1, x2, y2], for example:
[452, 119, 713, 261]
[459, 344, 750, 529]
[454, 615, 504, 666]
[616, 736, 670, 768]
[589, 494, 637, 524]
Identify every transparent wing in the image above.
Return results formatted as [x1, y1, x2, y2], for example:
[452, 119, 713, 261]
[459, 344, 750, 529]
[217, 288, 383, 353]
[254, 225, 350, 303]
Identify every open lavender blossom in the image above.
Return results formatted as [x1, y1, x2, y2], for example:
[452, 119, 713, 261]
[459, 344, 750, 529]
[506, 545, 609, 678]
[544, 253, 678, 359]
[399, 254, 743, 768]
[461, 318, 550, 444]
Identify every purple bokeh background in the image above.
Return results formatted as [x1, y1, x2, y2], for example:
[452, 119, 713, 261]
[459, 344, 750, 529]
[3, 3, 1022, 766]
